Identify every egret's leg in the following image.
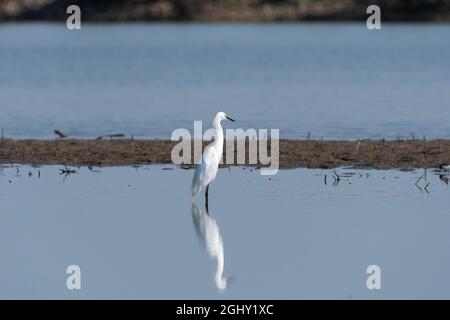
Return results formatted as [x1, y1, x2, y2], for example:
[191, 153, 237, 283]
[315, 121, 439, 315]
[205, 185, 209, 214]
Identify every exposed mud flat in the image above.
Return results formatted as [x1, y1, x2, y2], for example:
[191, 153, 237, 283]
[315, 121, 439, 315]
[1, 139, 449, 170]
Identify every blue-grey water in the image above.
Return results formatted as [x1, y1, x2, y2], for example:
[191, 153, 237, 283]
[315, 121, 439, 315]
[0, 165, 449, 299]
[1, 23, 450, 140]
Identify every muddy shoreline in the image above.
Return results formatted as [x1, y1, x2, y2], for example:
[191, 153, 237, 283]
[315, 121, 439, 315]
[1, 139, 450, 170]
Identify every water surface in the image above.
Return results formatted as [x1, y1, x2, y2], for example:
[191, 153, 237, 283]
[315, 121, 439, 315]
[0, 165, 449, 299]
[1, 23, 450, 139]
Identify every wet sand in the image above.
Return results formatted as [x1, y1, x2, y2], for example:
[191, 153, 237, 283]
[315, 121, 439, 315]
[0, 139, 449, 170]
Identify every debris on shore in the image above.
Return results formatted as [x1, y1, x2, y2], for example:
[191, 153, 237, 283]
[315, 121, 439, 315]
[1, 138, 450, 170]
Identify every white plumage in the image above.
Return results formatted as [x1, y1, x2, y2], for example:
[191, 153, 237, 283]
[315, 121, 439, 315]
[191, 112, 235, 198]
[192, 144, 220, 196]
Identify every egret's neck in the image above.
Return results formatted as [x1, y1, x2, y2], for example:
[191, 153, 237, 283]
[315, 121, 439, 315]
[212, 119, 224, 158]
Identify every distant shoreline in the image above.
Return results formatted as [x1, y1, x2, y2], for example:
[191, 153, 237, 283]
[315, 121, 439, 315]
[1, 139, 449, 170]
[1, 0, 450, 23]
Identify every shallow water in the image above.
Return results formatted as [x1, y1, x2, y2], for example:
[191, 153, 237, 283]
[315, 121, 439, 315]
[1, 23, 450, 140]
[0, 165, 449, 299]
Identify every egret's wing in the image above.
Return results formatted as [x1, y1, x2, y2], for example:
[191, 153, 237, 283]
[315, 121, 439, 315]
[191, 146, 219, 197]
[191, 162, 203, 197]
[201, 146, 220, 186]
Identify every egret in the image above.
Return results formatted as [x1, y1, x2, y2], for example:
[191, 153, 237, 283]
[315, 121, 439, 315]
[191, 112, 235, 208]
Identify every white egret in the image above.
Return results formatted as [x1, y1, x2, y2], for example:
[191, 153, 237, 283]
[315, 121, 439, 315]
[191, 112, 235, 207]
[191, 203, 233, 290]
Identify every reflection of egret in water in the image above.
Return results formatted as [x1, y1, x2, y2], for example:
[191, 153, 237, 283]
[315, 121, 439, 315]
[191, 203, 233, 290]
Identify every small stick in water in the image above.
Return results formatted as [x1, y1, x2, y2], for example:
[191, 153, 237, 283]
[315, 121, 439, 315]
[59, 165, 78, 175]
[423, 136, 428, 157]
[332, 171, 341, 186]
[333, 170, 341, 181]
[88, 164, 101, 173]
[415, 173, 424, 186]
[54, 130, 67, 138]
[96, 133, 126, 140]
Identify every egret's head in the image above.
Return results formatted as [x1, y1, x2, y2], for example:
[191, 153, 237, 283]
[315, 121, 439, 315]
[216, 112, 236, 123]
[214, 275, 236, 291]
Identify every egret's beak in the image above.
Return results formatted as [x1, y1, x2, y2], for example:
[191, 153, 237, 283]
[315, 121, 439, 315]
[225, 115, 236, 122]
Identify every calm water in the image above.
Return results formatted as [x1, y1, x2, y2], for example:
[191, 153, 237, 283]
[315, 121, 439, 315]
[0, 165, 449, 299]
[0, 23, 450, 140]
